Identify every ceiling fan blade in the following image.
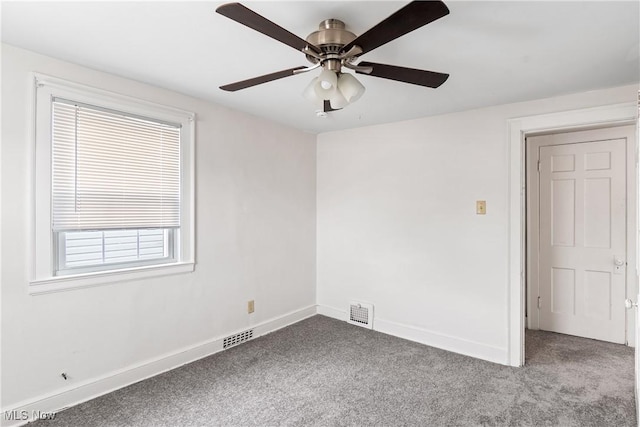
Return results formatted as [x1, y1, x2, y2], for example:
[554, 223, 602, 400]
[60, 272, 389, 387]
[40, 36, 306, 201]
[356, 62, 449, 88]
[220, 66, 307, 91]
[216, 3, 320, 54]
[341, 1, 449, 56]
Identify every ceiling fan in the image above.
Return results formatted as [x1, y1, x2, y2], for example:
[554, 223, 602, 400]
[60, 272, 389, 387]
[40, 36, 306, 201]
[216, 1, 450, 114]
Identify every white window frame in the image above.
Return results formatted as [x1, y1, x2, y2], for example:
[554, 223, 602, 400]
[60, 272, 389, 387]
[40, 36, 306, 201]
[29, 73, 195, 294]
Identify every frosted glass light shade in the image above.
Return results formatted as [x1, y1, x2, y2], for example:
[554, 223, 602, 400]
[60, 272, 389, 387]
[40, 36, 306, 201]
[328, 89, 348, 109]
[303, 77, 320, 103]
[315, 69, 338, 100]
[338, 72, 365, 103]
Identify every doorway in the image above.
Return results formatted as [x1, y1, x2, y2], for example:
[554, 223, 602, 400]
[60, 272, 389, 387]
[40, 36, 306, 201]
[526, 125, 636, 344]
[507, 102, 638, 367]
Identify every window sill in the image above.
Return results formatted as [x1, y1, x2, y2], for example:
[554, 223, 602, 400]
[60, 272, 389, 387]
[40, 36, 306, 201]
[29, 262, 195, 295]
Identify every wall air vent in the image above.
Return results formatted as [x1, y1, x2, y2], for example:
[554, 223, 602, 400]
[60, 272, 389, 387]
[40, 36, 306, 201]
[347, 301, 374, 330]
[223, 329, 254, 349]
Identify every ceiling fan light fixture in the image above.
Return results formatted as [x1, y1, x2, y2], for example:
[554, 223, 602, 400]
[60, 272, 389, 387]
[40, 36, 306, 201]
[338, 72, 365, 103]
[315, 69, 338, 100]
[303, 71, 363, 111]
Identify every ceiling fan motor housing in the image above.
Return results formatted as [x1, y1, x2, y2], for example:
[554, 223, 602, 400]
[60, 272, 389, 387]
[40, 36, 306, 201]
[306, 19, 356, 52]
[306, 19, 357, 70]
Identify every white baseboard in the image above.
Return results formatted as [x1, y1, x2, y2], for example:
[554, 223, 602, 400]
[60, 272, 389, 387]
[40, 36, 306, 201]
[1, 304, 317, 427]
[252, 305, 317, 337]
[316, 303, 348, 321]
[317, 304, 509, 365]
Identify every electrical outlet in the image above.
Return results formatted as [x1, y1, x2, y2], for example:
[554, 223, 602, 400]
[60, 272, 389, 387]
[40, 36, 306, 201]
[476, 200, 486, 215]
[247, 300, 255, 314]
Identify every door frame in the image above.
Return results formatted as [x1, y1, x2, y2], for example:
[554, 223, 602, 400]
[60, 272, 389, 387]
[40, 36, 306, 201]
[507, 102, 638, 366]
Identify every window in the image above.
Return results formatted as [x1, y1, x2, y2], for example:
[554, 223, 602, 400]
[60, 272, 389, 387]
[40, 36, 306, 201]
[31, 74, 195, 293]
[51, 99, 180, 274]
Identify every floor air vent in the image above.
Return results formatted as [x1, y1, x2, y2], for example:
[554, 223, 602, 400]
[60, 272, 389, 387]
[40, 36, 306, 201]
[347, 302, 374, 329]
[223, 329, 253, 349]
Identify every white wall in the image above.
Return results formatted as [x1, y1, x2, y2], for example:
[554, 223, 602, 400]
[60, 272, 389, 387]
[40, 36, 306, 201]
[1, 44, 316, 414]
[316, 83, 639, 364]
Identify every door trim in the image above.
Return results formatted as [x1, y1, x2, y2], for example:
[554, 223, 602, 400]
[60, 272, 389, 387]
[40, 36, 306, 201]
[507, 102, 638, 366]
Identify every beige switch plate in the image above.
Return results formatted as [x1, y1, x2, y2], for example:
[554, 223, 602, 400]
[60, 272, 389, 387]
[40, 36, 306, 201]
[247, 300, 255, 314]
[476, 200, 486, 215]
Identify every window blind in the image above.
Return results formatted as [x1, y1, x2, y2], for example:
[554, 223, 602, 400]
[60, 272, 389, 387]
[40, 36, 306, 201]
[52, 99, 181, 231]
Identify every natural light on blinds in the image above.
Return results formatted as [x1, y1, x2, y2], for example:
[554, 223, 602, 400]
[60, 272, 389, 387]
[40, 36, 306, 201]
[51, 99, 181, 231]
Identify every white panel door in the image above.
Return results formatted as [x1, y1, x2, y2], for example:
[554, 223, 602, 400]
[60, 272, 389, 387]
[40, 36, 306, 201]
[537, 136, 626, 343]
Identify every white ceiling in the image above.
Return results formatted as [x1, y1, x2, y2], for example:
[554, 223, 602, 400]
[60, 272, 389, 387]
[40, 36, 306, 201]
[2, 1, 638, 133]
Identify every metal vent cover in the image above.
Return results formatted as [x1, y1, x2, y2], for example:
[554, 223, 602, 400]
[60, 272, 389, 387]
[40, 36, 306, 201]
[223, 329, 254, 349]
[347, 301, 374, 329]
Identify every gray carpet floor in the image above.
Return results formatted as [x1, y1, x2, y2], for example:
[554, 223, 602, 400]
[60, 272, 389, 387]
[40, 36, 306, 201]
[32, 315, 635, 426]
